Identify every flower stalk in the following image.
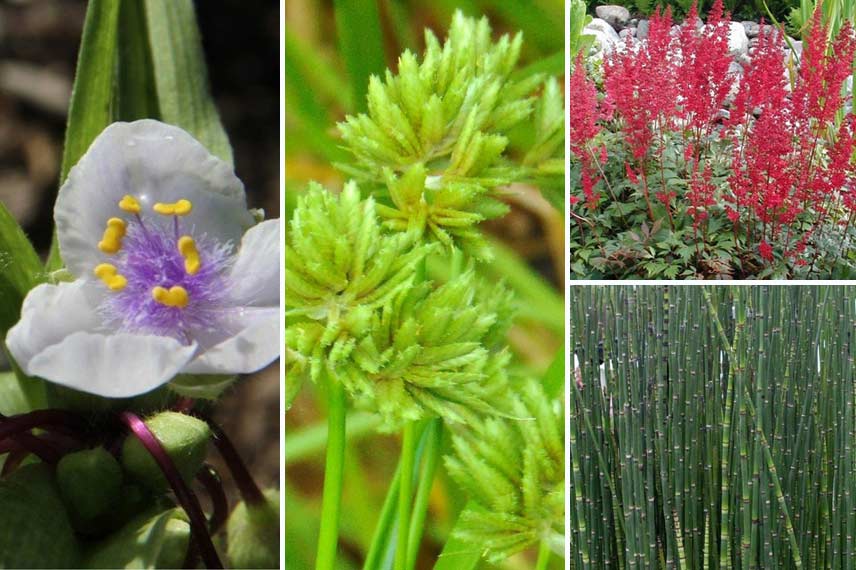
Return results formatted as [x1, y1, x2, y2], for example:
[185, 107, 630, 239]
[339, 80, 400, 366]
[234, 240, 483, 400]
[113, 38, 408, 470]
[315, 377, 346, 570]
[119, 411, 221, 569]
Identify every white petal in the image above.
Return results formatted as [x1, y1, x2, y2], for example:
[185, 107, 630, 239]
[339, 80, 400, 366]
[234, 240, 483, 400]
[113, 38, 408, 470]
[183, 307, 279, 374]
[228, 219, 281, 306]
[6, 279, 198, 398]
[28, 332, 198, 398]
[55, 120, 254, 278]
[6, 280, 103, 372]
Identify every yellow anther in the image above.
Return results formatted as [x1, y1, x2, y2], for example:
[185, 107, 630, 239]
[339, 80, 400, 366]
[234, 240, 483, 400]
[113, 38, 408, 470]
[119, 195, 141, 214]
[152, 285, 189, 308]
[97, 218, 127, 254]
[93, 263, 127, 291]
[177, 235, 201, 275]
[153, 199, 193, 216]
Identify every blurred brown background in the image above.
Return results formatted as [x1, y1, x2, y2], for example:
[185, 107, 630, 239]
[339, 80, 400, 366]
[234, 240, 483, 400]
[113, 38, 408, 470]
[0, 0, 281, 493]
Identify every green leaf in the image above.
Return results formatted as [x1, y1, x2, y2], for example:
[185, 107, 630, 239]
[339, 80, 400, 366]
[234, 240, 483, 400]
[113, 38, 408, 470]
[433, 502, 482, 570]
[333, 0, 386, 113]
[115, 0, 160, 121]
[0, 371, 32, 415]
[48, 0, 122, 270]
[168, 373, 237, 400]
[143, 0, 233, 164]
[0, 202, 44, 336]
[59, 0, 121, 183]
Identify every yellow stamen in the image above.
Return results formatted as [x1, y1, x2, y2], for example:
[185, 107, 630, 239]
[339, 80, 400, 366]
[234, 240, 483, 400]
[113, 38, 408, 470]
[152, 285, 189, 308]
[93, 263, 127, 291]
[153, 199, 192, 216]
[118, 195, 141, 214]
[177, 235, 201, 275]
[97, 217, 127, 254]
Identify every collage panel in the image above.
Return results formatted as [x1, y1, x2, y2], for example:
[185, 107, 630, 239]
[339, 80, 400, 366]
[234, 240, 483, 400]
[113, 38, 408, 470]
[570, 0, 856, 279]
[285, 1, 566, 569]
[0, 2, 281, 569]
[569, 285, 856, 567]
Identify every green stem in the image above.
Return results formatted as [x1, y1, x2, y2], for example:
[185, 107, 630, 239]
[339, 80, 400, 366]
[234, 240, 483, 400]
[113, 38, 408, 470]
[363, 464, 402, 570]
[405, 419, 443, 570]
[315, 379, 347, 570]
[285, 411, 379, 465]
[535, 541, 552, 570]
[395, 421, 418, 570]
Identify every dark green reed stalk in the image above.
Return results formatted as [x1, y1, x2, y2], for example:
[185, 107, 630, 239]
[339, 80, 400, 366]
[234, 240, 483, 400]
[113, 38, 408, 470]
[569, 286, 856, 569]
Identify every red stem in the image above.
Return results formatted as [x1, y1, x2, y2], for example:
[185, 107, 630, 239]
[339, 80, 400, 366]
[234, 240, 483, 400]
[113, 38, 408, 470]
[119, 412, 222, 569]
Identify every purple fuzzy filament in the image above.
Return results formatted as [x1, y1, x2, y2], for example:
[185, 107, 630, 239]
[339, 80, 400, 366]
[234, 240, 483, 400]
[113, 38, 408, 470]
[101, 219, 235, 342]
[119, 412, 223, 569]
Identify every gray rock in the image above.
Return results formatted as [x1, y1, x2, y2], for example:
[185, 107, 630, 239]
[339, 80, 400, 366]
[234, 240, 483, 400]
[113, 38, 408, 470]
[595, 5, 631, 30]
[742, 21, 760, 38]
[637, 19, 650, 40]
[619, 28, 636, 39]
[727, 22, 749, 56]
[584, 18, 621, 54]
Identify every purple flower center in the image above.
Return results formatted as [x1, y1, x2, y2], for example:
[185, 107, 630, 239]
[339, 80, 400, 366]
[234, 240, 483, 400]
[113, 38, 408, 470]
[98, 214, 235, 343]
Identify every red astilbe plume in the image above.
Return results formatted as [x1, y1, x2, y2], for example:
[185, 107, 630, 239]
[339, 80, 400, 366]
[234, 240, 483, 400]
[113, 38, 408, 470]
[728, 107, 798, 232]
[794, 11, 856, 128]
[570, 55, 606, 209]
[570, 54, 601, 155]
[687, 160, 717, 228]
[727, 23, 787, 127]
[808, 115, 856, 200]
[676, 0, 734, 133]
[604, 7, 678, 161]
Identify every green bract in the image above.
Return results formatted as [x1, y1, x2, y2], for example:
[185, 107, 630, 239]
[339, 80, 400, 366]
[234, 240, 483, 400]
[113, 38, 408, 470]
[445, 379, 564, 561]
[337, 11, 560, 258]
[340, 271, 512, 429]
[285, 182, 434, 388]
[284, 180, 516, 428]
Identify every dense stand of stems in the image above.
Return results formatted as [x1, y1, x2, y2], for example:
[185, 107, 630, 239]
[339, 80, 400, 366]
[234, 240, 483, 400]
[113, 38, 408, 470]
[569, 286, 855, 568]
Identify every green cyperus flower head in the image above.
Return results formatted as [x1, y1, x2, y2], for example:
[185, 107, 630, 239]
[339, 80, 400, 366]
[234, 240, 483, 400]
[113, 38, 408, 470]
[338, 11, 545, 258]
[445, 379, 564, 562]
[285, 182, 434, 391]
[338, 10, 534, 176]
[378, 164, 509, 260]
[339, 270, 513, 430]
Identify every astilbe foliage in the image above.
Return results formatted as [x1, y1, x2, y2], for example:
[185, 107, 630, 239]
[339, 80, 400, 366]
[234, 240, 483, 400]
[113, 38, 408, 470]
[570, 0, 856, 278]
[444, 379, 564, 561]
[338, 11, 562, 258]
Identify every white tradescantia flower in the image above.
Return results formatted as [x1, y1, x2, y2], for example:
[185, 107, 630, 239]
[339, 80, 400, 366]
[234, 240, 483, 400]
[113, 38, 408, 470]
[6, 120, 280, 398]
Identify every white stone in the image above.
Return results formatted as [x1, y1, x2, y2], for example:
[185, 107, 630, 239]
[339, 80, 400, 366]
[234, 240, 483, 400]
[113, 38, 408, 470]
[584, 18, 621, 54]
[595, 5, 630, 30]
[727, 22, 749, 57]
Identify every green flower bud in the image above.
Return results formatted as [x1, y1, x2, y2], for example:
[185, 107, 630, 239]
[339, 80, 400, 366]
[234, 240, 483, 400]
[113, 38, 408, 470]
[56, 447, 123, 534]
[0, 463, 81, 567]
[226, 489, 280, 569]
[83, 507, 190, 569]
[121, 411, 211, 491]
